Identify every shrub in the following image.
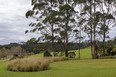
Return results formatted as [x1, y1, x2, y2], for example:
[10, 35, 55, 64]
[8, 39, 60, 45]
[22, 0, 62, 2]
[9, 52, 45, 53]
[106, 47, 113, 56]
[59, 51, 65, 56]
[44, 50, 52, 57]
[68, 52, 76, 58]
[54, 52, 59, 56]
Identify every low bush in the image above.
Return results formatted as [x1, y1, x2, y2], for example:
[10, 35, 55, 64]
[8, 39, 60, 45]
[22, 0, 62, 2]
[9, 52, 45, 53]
[68, 52, 76, 58]
[7, 57, 68, 72]
[44, 50, 52, 57]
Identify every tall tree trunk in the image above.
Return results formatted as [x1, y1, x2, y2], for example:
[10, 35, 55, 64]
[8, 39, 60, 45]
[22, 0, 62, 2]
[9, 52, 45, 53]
[90, 0, 93, 56]
[93, 0, 96, 54]
[51, 24, 55, 57]
[79, 42, 80, 58]
[78, 26, 81, 59]
[65, 21, 68, 57]
[103, 31, 105, 56]
[65, 9, 68, 57]
[90, 33, 93, 56]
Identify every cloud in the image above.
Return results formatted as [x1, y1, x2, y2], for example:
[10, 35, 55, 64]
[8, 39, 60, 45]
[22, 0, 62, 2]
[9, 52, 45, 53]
[108, 28, 116, 39]
[0, 0, 39, 45]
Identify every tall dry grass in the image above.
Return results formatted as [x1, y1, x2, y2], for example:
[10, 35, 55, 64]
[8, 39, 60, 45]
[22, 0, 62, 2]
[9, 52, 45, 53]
[7, 57, 68, 72]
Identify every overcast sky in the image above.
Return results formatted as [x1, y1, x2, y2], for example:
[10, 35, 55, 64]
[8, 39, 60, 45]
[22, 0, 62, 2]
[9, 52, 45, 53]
[0, 0, 116, 45]
[0, 0, 39, 45]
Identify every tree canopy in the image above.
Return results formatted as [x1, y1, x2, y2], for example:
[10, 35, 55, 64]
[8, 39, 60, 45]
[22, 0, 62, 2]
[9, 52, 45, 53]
[25, 0, 116, 57]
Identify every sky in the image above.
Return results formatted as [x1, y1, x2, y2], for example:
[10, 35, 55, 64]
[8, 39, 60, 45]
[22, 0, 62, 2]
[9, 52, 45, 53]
[0, 0, 116, 45]
[0, 0, 39, 45]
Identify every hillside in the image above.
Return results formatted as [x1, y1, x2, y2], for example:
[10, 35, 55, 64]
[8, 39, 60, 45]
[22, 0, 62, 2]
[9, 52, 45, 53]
[27, 47, 92, 59]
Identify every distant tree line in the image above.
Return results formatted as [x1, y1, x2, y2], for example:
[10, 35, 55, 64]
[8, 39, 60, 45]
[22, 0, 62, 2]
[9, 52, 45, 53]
[1, 36, 116, 58]
[0, 45, 34, 60]
[0, 41, 89, 54]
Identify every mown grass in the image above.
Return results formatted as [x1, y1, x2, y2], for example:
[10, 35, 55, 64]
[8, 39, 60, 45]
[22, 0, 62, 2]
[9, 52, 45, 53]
[1, 59, 116, 77]
[1, 47, 115, 77]
[26, 53, 43, 58]
[70, 47, 92, 59]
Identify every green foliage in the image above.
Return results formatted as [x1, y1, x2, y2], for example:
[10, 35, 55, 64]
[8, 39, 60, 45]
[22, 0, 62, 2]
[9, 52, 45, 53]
[25, 10, 34, 18]
[25, 30, 28, 34]
[32, 3, 47, 10]
[24, 0, 116, 58]
[106, 14, 115, 19]
[106, 47, 113, 56]
[59, 4, 74, 12]
[98, 38, 116, 56]
[31, 0, 37, 5]
[44, 50, 52, 57]
[26, 38, 37, 45]
[83, 5, 91, 11]
[68, 52, 76, 58]
[54, 51, 65, 57]
[110, 48, 116, 55]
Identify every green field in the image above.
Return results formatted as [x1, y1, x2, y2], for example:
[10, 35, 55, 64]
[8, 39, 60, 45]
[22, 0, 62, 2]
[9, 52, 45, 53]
[26, 47, 92, 59]
[1, 47, 116, 77]
[1, 59, 116, 77]
[74, 47, 92, 59]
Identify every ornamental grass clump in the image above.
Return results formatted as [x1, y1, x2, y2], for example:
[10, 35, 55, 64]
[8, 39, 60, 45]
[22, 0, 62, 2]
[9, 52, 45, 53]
[50, 57, 68, 62]
[7, 57, 68, 72]
[7, 58, 50, 72]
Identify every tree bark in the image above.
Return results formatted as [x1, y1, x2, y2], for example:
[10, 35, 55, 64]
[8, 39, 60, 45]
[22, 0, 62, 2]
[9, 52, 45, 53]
[90, 0, 93, 56]
[65, 21, 68, 57]
[78, 26, 81, 59]
[103, 31, 105, 56]
[93, 0, 96, 54]
[51, 24, 55, 57]
[65, 10, 68, 57]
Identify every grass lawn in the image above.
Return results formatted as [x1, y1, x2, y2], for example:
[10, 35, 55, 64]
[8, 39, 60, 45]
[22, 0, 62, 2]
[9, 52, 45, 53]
[26, 53, 43, 58]
[0, 47, 114, 77]
[1, 59, 116, 77]
[25, 47, 92, 59]
[74, 47, 92, 59]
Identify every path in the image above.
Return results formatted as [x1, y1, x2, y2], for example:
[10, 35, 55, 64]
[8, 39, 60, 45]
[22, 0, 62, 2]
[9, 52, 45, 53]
[0, 59, 10, 62]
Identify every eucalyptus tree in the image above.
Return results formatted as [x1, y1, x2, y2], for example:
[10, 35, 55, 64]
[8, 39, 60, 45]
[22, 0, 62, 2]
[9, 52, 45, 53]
[74, 0, 94, 56]
[42, 10, 61, 56]
[98, 0, 116, 56]
[25, 0, 61, 56]
[74, 28, 84, 58]
[74, 0, 106, 56]
[56, 0, 78, 57]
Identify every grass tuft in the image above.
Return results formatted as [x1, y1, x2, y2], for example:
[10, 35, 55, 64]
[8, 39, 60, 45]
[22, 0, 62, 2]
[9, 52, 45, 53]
[7, 57, 68, 72]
